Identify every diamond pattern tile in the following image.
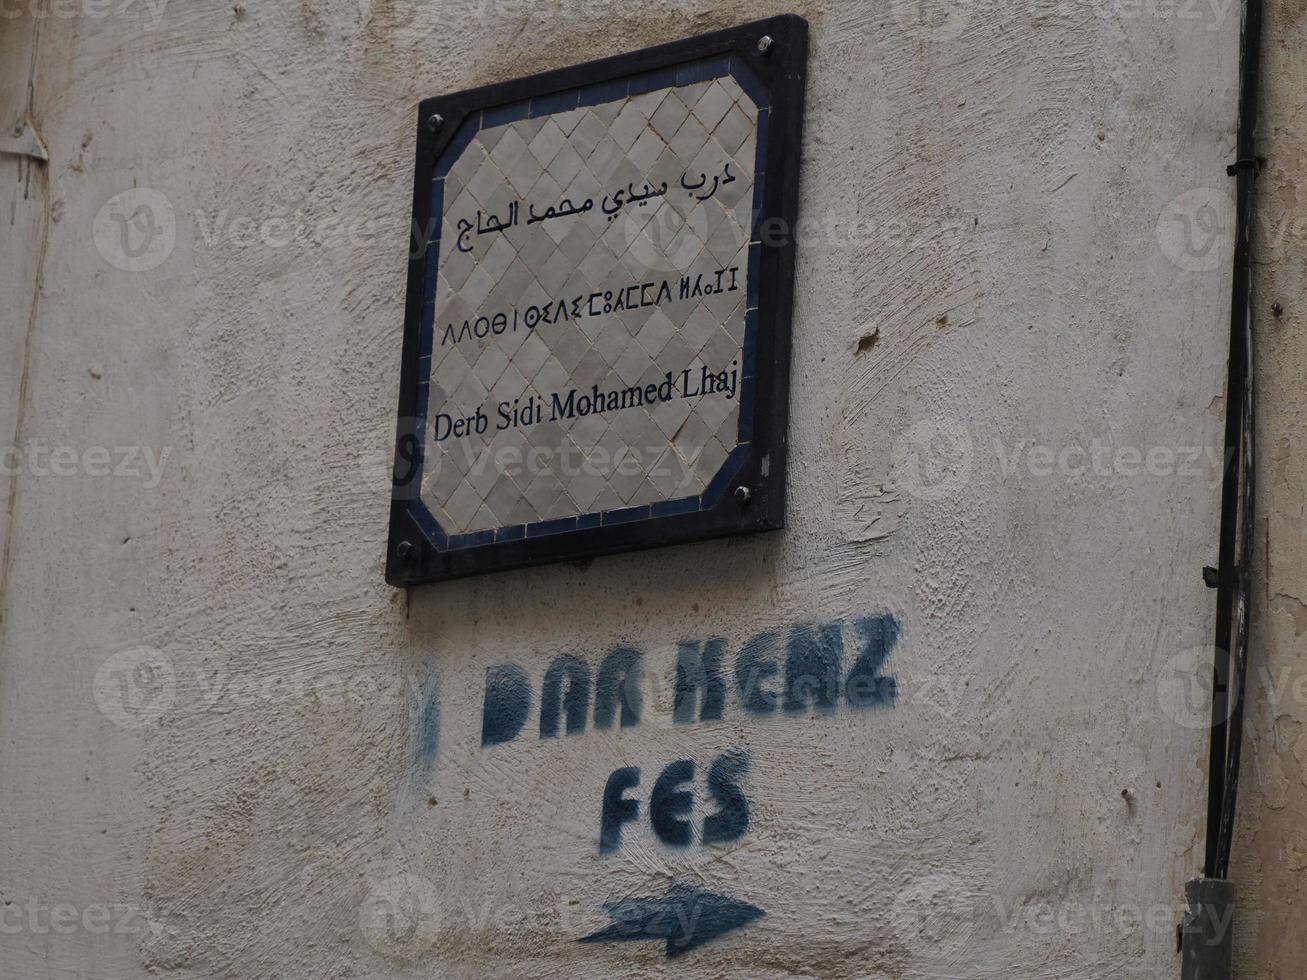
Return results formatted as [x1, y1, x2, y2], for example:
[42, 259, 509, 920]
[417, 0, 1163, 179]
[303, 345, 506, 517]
[423, 73, 759, 536]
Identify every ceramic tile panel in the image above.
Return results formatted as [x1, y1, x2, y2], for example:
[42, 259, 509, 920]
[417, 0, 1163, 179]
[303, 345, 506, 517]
[424, 73, 760, 537]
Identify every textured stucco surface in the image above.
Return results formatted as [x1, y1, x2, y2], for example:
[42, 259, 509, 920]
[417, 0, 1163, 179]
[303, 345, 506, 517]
[0, 1, 1249, 978]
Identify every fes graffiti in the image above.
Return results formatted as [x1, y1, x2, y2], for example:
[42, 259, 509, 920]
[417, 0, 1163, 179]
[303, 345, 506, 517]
[600, 752, 752, 854]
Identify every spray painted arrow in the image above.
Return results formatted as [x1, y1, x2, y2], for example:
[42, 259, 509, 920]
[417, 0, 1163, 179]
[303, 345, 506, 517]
[579, 883, 765, 958]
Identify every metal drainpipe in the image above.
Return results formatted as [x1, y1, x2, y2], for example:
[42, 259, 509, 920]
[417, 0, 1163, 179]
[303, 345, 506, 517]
[1181, 0, 1264, 976]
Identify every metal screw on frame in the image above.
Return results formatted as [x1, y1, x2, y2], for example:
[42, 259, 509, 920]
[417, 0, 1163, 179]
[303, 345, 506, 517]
[735, 486, 753, 507]
[756, 36, 775, 56]
[427, 113, 445, 134]
[396, 540, 417, 562]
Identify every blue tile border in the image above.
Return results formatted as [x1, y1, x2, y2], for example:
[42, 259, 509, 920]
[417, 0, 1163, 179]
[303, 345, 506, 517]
[728, 55, 770, 111]
[412, 500, 449, 549]
[746, 243, 762, 310]
[629, 65, 679, 96]
[603, 504, 652, 527]
[753, 107, 771, 173]
[741, 308, 759, 380]
[579, 77, 629, 109]
[481, 102, 529, 130]
[703, 444, 752, 507]
[450, 528, 496, 550]
[528, 516, 578, 539]
[529, 88, 580, 117]
[434, 119, 479, 179]
[676, 58, 721, 86]
[651, 495, 703, 519]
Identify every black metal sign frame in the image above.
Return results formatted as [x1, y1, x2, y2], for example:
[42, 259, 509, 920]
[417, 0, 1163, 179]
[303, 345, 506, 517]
[387, 15, 807, 586]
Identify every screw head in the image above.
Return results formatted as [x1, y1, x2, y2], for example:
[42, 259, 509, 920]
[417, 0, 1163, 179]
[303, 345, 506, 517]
[396, 540, 417, 562]
[756, 35, 775, 56]
[734, 486, 753, 507]
[427, 113, 445, 134]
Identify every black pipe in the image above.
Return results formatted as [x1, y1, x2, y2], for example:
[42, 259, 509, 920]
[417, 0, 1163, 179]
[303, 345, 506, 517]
[1204, 0, 1263, 882]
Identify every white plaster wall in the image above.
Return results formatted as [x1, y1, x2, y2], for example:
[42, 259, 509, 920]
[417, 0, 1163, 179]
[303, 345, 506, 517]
[1, 1, 1243, 977]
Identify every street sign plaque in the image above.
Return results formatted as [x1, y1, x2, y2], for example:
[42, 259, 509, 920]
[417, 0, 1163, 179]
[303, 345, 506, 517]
[388, 16, 807, 585]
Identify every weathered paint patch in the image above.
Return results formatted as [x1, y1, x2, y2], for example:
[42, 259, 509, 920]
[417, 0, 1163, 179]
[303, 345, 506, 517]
[414, 678, 440, 772]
